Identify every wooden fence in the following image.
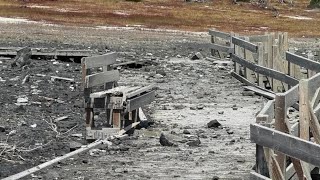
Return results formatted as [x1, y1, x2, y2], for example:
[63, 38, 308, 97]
[209, 29, 320, 179]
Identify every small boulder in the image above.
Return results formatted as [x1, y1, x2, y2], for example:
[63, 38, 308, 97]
[187, 138, 201, 147]
[160, 133, 175, 146]
[183, 129, 191, 134]
[207, 120, 221, 128]
[69, 141, 83, 152]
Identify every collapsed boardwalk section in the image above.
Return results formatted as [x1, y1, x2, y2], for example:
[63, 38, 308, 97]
[209, 29, 320, 179]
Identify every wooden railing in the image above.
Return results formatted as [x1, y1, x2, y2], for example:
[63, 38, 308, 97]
[209, 29, 320, 179]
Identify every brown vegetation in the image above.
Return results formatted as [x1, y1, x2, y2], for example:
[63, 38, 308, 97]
[0, 0, 319, 37]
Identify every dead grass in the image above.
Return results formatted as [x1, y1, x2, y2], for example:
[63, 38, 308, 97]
[0, 0, 319, 37]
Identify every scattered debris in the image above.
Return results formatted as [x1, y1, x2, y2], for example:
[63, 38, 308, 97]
[207, 120, 221, 128]
[21, 74, 30, 84]
[30, 124, 37, 128]
[50, 76, 75, 83]
[187, 138, 201, 147]
[54, 116, 69, 123]
[11, 47, 31, 68]
[39, 96, 65, 103]
[16, 96, 29, 106]
[191, 52, 203, 60]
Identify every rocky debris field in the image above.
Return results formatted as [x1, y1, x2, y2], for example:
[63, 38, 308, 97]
[0, 22, 319, 180]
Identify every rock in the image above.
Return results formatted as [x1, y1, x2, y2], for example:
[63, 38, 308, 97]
[196, 104, 204, 110]
[226, 129, 234, 135]
[183, 129, 191, 134]
[0, 126, 5, 132]
[159, 133, 175, 146]
[11, 47, 32, 68]
[16, 96, 28, 106]
[176, 54, 182, 58]
[69, 141, 83, 152]
[156, 69, 166, 76]
[199, 134, 208, 138]
[190, 106, 197, 110]
[146, 53, 153, 56]
[154, 74, 164, 78]
[191, 52, 203, 60]
[218, 111, 224, 114]
[207, 120, 221, 128]
[187, 138, 201, 147]
[212, 176, 220, 180]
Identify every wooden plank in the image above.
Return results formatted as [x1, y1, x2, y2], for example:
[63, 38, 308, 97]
[272, 45, 285, 92]
[232, 37, 258, 53]
[257, 100, 275, 123]
[244, 37, 256, 84]
[244, 86, 275, 100]
[138, 107, 148, 121]
[83, 52, 117, 69]
[126, 91, 155, 112]
[208, 29, 231, 39]
[309, 102, 320, 144]
[274, 94, 288, 174]
[299, 80, 310, 141]
[250, 171, 271, 180]
[311, 87, 320, 108]
[112, 110, 121, 128]
[271, 153, 285, 180]
[267, 33, 275, 89]
[306, 73, 320, 98]
[207, 43, 234, 54]
[286, 52, 320, 72]
[126, 84, 155, 99]
[250, 123, 320, 167]
[282, 85, 299, 108]
[231, 54, 299, 86]
[256, 115, 270, 177]
[231, 71, 274, 95]
[249, 35, 269, 42]
[257, 43, 265, 88]
[85, 70, 120, 88]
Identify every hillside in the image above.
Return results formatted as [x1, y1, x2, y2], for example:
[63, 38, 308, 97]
[0, 0, 319, 37]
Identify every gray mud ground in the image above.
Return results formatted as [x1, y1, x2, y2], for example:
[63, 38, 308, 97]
[0, 22, 318, 180]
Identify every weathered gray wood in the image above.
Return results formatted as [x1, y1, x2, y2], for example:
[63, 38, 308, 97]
[282, 85, 299, 108]
[126, 91, 155, 112]
[232, 37, 258, 53]
[286, 52, 320, 72]
[208, 43, 234, 54]
[244, 86, 275, 100]
[83, 52, 117, 69]
[250, 171, 271, 180]
[249, 35, 269, 42]
[274, 94, 288, 174]
[250, 123, 320, 167]
[85, 70, 120, 88]
[231, 72, 274, 96]
[311, 87, 320, 108]
[306, 73, 320, 98]
[257, 100, 275, 123]
[126, 84, 155, 99]
[232, 54, 299, 86]
[208, 29, 231, 39]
